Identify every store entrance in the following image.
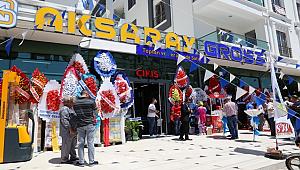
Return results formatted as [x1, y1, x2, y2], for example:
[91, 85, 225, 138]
[133, 83, 161, 135]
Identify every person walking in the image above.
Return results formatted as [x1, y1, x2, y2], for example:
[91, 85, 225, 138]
[188, 99, 198, 134]
[223, 97, 239, 140]
[198, 101, 207, 135]
[147, 98, 159, 137]
[266, 98, 276, 137]
[179, 99, 192, 141]
[73, 90, 98, 167]
[59, 96, 78, 164]
[171, 101, 181, 136]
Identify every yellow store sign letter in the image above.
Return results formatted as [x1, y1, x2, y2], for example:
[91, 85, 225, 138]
[35, 7, 63, 32]
[0, 0, 18, 28]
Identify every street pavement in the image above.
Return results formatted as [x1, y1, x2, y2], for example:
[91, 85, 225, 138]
[2, 130, 298, 170]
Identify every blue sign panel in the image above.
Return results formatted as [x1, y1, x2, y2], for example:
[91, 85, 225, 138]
[204, 41, 266, 65]
[136, 45, 205, 64]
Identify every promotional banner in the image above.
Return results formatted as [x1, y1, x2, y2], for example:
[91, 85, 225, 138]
[44, 119, 62, 149]
[276, 116, 295, 139]
[136, 45, 204, 64]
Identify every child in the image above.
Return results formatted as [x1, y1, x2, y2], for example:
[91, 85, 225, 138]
[198, 101, 207, 135]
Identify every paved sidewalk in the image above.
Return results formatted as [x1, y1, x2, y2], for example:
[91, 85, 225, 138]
[2, 130, 297, 170]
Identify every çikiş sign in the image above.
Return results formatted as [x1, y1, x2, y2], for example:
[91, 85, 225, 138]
[204, 41, 266, 65]
[136, 69, 159, 79]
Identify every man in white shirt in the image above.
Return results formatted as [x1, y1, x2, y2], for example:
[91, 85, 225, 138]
[148, 98, 159, 137]
[266, 98, 275, 136]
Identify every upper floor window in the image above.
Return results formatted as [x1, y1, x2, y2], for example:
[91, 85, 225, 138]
[154, 1, 166, 26]
[272, 0, 284, 7]
[272, 0, 286, 16]
[128, 0, 136, 10]
[276, 30, 292, 57]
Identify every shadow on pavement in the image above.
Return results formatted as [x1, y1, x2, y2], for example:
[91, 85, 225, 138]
[234, 147, 265, 156]
[239, 132, 253, 135]
[48, 158, 61, 164]
[171, 138, 180, 141]
[141, 135, 169, 140]
[206, 135, 228, 140]
[235, 139, 261, 143]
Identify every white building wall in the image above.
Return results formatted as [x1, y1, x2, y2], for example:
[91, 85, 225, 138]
[124, 0, 149, 27]
[110, 0, 300, 60]
[170, 0, 195, 37]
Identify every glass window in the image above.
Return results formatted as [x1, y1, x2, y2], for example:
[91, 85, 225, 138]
[272, 0, 284, 7]
[276, 30, 291, 57]
[128, 0, 136, 10]
[154, 1, 166, 26]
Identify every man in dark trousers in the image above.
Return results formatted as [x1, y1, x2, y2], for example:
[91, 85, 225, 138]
[179, 99, 192, 141]
[73, 90, 98, 167]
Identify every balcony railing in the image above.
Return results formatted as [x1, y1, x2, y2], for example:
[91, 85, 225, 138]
[196, 30, 269, 51]
[248, 0, 264, 6]
[278, 45, 292, 58]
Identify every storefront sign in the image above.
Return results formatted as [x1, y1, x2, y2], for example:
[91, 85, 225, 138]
[204, 41, 266, 65]
[136, 68, 159, 79]
[2, 5, 267, 65]
[136, 45, 204, 64]
[34, 7, 195, 53]
[0, 0, 18, 28]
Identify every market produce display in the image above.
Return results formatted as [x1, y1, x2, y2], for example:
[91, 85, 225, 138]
[10, 66, 31, 104]
[174, 66, 189, 89]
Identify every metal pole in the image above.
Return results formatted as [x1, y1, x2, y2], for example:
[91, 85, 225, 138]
[132, 83, 136, 118]
[158, 83, 163, 135]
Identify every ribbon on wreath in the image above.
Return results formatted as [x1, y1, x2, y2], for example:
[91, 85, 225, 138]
[251, 116, 260, 136]
[111, 72, 134, 110]
[30, 85, 40, 102]
[95, 115, 101, 129]
[78, 80, 96, 99]
[222, 116, 229, 134]
[15, 86, 31, 100]
[31, 78, 44, 89]
[99, 92, 120, 111]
